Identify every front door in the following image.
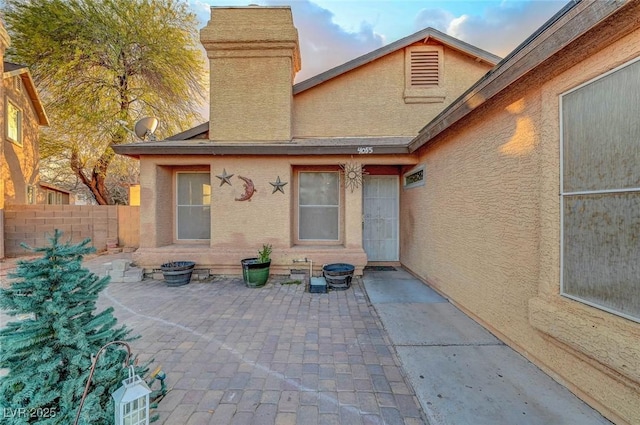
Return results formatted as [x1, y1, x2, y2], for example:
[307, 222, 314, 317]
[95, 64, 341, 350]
[363, 175, 399, 261]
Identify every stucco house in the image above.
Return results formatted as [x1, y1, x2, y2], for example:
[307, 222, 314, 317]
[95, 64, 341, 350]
[0, 22, 50, 258]
[114, 1, 640, 423]
[114, 5, 499, 273]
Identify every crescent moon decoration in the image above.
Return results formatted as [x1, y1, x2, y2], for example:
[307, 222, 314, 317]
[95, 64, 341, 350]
[340, 162, 367, 193]
[270, 176, 288, 194]
[235, 176, 256, 201]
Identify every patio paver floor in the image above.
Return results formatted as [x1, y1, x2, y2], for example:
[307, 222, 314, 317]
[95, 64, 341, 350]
[97, 266, 425, 425]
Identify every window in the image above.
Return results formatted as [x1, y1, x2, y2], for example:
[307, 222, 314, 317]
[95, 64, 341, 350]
[404, 46, 445, 104]
[45, 191, 63, 205]
[176, 172, 211, 240]
[403, 164, 425, 189]
[560, 56, 640, 322]
[13, 76, 22, 92]
[298, 171, 340, 242]
[6, 99, 22, 145]
[26, 185, 35, 204]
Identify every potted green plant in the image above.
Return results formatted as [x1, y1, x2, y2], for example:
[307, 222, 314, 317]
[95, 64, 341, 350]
[241, 244, 272, 287]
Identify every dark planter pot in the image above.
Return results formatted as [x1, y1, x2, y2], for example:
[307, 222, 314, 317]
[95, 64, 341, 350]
[161, 261, 195, 287]
[241, 258, 271, 287]
[323, 263, 354, 290]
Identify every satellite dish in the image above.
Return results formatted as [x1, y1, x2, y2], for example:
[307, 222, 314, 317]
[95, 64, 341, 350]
[134, 117, 158, 140]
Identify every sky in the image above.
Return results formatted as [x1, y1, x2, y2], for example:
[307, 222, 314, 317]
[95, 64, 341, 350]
[188, 0, 569, 82]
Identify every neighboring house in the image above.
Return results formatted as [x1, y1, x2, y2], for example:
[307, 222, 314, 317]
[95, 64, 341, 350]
[0, 21, 49, 258]
[114, 2, 640, 423]
[38, 182, 72, 205]
[1, 64, 49, 205]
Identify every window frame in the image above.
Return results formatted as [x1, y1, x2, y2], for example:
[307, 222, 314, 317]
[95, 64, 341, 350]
[174, 170, 212, 242]
[293, 166, 344, 246]
[559, 55, 640, 323]
[403, 164, 426, 190]
[26, 185, 35, 205]
[6, 98, 23, 146]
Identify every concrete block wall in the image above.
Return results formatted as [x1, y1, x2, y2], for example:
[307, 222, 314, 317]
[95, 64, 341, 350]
[0, 209, 4, 258]
[2, 205, 139, 257]
[117, 205, 139, 248]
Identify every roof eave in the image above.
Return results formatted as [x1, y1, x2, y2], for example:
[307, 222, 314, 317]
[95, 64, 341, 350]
[113, 141, 411, 159]
[408, 0, 634, 153]
[4, 67, 50, 126]
[292, 27, 501, 95]
[166, 122, 209, 140]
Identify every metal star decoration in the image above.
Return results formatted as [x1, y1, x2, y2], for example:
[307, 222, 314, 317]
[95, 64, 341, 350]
[270, 176, 288, 194]
[216, 169, 233, 186]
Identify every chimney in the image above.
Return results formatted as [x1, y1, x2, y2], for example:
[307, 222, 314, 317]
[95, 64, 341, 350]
[200, 6, 301, 142]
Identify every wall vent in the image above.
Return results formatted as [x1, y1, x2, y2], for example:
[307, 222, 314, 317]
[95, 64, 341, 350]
[410, 50, 439, 87]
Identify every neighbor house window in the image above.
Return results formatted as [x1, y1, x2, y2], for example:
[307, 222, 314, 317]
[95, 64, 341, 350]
[176, 172, 211, 240]
[297, 170, 340, 242]
[404, 45, 445, 104]
[560, 56, 640, 322]
[6, 99, 22, 145]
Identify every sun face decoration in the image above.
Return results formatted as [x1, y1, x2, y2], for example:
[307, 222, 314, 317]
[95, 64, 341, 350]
[340, 162, 367, 193]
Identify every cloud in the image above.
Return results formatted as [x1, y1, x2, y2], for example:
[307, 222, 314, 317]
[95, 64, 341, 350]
[191, 0, 384, 82]
[413, 8, 455, 34]
[264, 0, 385, 82]
[414, 1, 563, 57]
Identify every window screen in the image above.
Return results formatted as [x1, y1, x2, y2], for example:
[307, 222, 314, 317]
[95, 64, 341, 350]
[177, 173, 211, 240]
[299, 172, 339, 240]
[561, 57, 640, 321]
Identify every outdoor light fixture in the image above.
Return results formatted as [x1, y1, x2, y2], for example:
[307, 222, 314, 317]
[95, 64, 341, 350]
[112, 365, 152, 425]
[74, 340, 151, 425]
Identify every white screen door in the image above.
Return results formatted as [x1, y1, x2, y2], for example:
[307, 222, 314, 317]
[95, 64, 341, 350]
[363, 175, 399, 261]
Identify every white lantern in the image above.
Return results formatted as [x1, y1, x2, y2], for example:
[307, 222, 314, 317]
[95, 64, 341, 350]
[112, 366, 152, 425]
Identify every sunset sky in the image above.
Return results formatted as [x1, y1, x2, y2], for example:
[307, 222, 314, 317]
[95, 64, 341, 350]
[190, 0, 569, 81]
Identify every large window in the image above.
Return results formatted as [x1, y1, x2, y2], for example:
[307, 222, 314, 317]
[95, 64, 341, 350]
[6, 99, 22, 145]
[560, 56, 640, 322]
[298, 171, 340, 241]
[176, 172, 211, 240]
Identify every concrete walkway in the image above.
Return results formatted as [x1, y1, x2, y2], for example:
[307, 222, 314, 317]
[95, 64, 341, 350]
[362, 267, 611, 425]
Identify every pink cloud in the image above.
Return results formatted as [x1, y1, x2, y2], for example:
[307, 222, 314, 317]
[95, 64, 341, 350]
[415, 1, 564, 57]
[266, 0, 385, 82]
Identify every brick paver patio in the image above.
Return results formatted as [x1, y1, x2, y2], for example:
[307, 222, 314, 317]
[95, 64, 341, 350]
[97, 266, 425, 425]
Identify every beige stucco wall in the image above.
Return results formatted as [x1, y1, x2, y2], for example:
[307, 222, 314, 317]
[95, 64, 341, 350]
[209, 56, 296, 141]
[0, 25, 7, 258]
[400, 28, 640, 424]
[201, 6, 300, 142]
[132, 154, 415, 274]
[293, 43, 492, 138]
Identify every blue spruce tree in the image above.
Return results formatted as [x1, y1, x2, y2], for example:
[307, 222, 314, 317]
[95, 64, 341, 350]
[0, 230, 144, 424]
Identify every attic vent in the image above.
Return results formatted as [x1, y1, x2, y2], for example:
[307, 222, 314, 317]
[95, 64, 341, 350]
[410, 50, 439, 87]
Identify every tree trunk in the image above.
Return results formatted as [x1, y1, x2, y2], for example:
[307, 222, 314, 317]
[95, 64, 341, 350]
[70, 146, 114, 205]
